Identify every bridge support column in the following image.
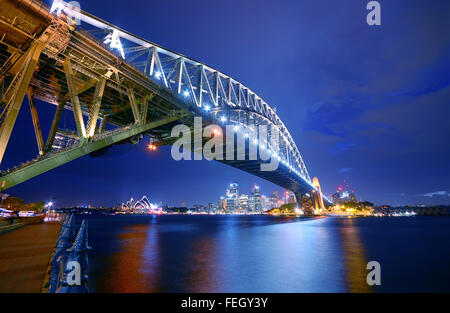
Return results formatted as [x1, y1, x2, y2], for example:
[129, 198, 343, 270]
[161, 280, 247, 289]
[0, 41, 44, 165]
[127, 89, 141, 124]
[27, 87, 45, 155]
[311, 191, 319, 213]
[63, 57, 87, 139]
[86, 78, 106, 137]
[45, 100, 65, 153]
[139, 96, 149, 125]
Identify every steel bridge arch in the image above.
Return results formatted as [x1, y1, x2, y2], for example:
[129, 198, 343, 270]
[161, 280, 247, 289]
[100, 22, 312, 186]
[0, 0, 330, 210]
[42, 1, 311, 185]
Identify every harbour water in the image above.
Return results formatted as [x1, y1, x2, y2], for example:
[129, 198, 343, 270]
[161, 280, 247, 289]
[76, 215, 450, 292]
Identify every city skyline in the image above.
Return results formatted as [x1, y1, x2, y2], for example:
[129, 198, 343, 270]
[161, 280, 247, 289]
[79, 180, 360, 212]
[2, 0, 449, 207]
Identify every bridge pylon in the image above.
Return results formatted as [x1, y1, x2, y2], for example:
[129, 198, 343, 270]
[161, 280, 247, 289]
[312, 177, 326, 213]
[294, 177, 326, 215]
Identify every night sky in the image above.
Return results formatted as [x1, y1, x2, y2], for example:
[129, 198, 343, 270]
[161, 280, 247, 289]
[3, 0, 450, 207]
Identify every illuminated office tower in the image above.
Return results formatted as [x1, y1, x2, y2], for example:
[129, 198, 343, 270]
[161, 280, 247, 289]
[268, 192, 278, 209]
[207, 202, 216, 212]
[225, 182, 239, 212]
[226, 197, 237, 212]
[227, 182, 239, 198]
[251, 185, 262, 212]
[218, 197, 226, 211]
[239, 194, 249, 212]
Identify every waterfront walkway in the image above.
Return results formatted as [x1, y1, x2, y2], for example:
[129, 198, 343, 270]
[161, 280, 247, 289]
[0, 222, 60, 293]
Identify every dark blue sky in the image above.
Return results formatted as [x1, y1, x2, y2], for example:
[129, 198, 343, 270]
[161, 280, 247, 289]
[3, 0, 450, 207]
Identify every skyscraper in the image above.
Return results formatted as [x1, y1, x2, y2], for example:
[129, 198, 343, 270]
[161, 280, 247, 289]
[226, 196, 237, 212]
[227, 182, 239, 199]
[218, 197, 226, 211]
[207, 202, 216, 212]
[239, 194, 249, 212]
[251, 185, 262, 212]
[225, 182, 239, 212]
[268, 191, 279, 209]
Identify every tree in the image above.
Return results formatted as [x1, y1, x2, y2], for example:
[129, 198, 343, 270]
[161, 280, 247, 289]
[1, 196, 45, 212]
[2, 196, 25, 210]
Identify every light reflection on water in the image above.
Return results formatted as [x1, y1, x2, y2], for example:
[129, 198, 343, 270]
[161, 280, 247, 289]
[337, 218, 372, 293]
[81, 215, 450, 292]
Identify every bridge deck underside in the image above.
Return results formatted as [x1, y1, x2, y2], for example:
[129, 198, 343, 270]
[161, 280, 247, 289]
[0, 0, 327, 208]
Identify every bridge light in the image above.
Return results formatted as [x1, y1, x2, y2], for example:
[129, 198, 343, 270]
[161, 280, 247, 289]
[234, 125, 239, 132]
[50, 0, 65, 15]
[244, 133, 249, 138]
[104, 29, 125, 59]
[183, 90, 190, 97]
[253, 139, 258, 145]
[154, 71, 162, 79]
[220, 116, 227, 123]
[204, 105, 211, 112]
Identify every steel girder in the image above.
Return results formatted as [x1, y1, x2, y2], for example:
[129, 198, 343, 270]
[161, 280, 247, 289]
[50, 0, 311, 184]
[0, 114, 182, 190]
[0, 0, 327, 204]
[0, 40, 44, 164]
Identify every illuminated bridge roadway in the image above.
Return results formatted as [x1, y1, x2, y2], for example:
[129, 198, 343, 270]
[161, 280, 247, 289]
[0, 0, 330, 213]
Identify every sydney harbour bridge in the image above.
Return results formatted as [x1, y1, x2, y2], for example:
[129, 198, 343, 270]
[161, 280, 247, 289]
[0, 0, 329, 213]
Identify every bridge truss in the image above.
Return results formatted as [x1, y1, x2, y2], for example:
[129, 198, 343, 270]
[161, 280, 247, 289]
[0, 0, 329, 210]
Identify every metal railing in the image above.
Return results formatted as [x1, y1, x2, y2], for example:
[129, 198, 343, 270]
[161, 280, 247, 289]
[47, 213, 91, 293]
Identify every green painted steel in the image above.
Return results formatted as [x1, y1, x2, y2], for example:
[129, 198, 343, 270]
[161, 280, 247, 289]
[0, 42, 44, 164]
[0, 114, 182, 190]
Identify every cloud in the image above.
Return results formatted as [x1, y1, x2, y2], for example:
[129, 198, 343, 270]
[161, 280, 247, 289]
[328, 142, 356, 155]
[418, 191, 450, 198]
